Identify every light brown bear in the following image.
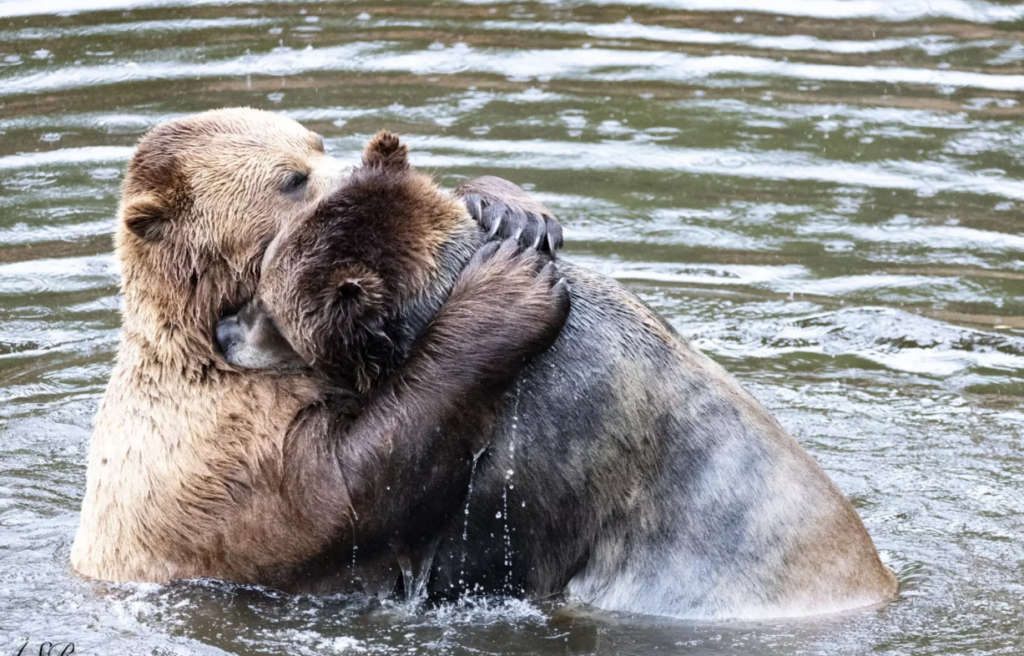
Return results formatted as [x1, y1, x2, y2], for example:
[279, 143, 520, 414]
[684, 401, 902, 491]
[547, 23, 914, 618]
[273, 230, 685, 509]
[70, 109, 568, 589]
[216, 133, 899, 618]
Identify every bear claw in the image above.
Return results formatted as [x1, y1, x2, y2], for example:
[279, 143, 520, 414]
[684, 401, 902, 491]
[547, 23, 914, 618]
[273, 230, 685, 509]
[457, 178, 564, 257]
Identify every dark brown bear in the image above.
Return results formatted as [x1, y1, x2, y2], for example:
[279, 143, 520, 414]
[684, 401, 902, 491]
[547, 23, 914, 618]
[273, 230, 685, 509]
[220, 131, 898, 619]
[217, 132, 569, 592]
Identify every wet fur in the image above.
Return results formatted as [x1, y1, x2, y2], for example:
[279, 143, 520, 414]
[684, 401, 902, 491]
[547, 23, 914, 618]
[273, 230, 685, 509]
[428, 265, 896, 617]
[229, 135, 898, 618]
[71, 111, 568, 590]
[74, 107, 895, 617]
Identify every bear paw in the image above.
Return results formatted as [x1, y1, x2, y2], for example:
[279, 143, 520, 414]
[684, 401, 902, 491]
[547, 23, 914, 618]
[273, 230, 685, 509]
[456, 176, 564, 256]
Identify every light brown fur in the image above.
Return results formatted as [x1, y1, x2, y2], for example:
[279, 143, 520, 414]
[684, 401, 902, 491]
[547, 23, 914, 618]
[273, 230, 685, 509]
[72, 108, 348, 582]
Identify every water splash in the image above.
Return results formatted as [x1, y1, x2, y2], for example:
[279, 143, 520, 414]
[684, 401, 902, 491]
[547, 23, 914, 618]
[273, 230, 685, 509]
[397, 537, 440, 605]
[412, 538, 440, 602]
[397, 554, 415, 603]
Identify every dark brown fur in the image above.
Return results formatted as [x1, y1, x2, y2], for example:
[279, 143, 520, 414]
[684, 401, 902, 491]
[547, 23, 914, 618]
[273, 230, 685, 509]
[217, 130, 898, 618]
[234, 136, 572, 589]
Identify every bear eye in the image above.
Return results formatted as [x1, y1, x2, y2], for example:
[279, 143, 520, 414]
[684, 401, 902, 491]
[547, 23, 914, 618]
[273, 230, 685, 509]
[281, 171, 309, 195]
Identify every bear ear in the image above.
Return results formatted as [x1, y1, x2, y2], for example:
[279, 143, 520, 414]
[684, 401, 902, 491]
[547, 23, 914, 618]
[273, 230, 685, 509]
[361, 131, 409, 172]
[337, 277, 364, 301]
[122, 194, 171, 242]
[327, 264, 385, 310]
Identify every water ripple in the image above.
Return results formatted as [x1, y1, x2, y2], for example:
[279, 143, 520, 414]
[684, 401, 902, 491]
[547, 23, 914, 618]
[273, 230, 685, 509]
[411, 136, 1024, 201]
[1, 1, 1022, 654]
[4, 42, 1024, 99]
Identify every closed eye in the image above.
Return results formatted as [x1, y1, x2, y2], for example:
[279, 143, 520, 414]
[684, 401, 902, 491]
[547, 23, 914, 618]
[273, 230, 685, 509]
[281, 171, 309, 195]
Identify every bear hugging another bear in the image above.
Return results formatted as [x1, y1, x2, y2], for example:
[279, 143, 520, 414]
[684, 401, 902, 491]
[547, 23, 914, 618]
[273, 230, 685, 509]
[72, 108, 896, 620]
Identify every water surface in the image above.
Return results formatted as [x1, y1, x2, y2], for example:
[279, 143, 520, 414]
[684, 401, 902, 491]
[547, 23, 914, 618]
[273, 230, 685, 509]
[2, 1, 1023, 654]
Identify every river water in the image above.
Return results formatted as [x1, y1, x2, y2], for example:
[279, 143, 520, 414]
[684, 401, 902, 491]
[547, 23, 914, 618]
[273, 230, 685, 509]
[1, 1, 1023, 654]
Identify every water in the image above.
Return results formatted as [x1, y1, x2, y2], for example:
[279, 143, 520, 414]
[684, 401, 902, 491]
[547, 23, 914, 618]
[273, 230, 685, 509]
[1, 0, 1023, 653]
[501, 382, 520, 596]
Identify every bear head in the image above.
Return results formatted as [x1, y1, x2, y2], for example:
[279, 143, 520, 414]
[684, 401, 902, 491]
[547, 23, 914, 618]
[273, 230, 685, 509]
[116, 107, 344, 368]
[251, 131, 478, 391]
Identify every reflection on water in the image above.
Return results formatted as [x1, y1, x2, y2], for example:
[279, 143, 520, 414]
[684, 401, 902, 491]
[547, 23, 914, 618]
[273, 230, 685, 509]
[1, 1, 1023, 654]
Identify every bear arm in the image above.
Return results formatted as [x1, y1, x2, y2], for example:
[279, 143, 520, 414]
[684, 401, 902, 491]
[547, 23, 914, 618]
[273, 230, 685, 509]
[456, 176, 564, 255]
[280, 239, 569, 561]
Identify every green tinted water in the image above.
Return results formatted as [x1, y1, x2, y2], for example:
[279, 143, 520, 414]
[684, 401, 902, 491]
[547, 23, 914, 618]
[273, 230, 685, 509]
[2, 1, 1023, 654]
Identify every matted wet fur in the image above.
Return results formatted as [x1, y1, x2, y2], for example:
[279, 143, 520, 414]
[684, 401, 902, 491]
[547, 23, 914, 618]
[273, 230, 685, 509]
[223, 132, 899, 619]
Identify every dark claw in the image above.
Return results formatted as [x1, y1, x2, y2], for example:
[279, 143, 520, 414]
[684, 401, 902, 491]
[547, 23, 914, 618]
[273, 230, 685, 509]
[505, 208, 527, 240]
[552, 277, 571, 313]
[512, 209, 536, 243]
[544, 215, 563, 253]
[463, 194, 483, 222]
[519, 212, 543, 251]
[480, 201, 502, 228]
[482, 203, 506, 238]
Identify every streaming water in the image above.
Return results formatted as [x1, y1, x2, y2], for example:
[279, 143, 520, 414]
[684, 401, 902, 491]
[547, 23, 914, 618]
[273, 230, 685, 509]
[501, 383, 519, 596]
[458, 451, 483, 596]
[411, 537, 440, 602]
[2, 1, 1024, 654]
